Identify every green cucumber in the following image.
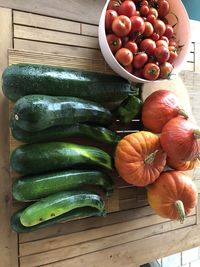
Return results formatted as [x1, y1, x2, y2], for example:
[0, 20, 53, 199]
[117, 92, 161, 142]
[10, 142, 113, 175]
[11, 206, 105, 233]
[13, 95, 112, 132]
[12, 170, 113, 202]
[2, 63, 137, 103]
[20, 191, 105, 227]
[10, 116, 121, 145]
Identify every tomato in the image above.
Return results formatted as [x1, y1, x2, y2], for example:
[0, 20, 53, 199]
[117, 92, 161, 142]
[143, 21, 154, 37]
[112, 15, 132, 37]
[160, 36, 169, 44]
[118, 0, 136, 17]
[148, 7, 158, 18]
[107, 0, 121, 12]
[157, 0, 170, 18]
[106, 34, 122, 53]
[124, 41, 138, 54]
[169, 40, 178, 48]
[130, 16, 145, 35]
[105, 10, 118, 32]
[124, 64, 133, 73]
[132, 68, 143, 78]
[139, 39, 156, 55]
[143, 63, 160, 80]
[154, 45, 170, 63]
[141, 0, 149, 6]
[168, 46, 178, 64]
[115, 48, 133, 66]
[132, 52, 148, 69]
[153, 19, 166, 36]
[156, 39, 168, 47]
[135, 10, 141, 16]
[151, 32, 160, 41]
[159, 62, 173, 79]
[164, 24, 174, 39]
[140, 5, 149, 16]
[147, 14, 156, 24]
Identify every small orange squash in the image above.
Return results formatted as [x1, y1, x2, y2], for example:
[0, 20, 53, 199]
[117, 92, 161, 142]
[167, 157, 199, 171]
[114, 131, 167, 186]
[147, 171, 198, 223]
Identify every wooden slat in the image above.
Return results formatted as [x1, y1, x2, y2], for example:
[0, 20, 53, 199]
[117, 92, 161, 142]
[14, 25, 99, 49]
[0, 0, 106, 25]
[0, 7, 18, 267]
[20, 216, 196, 267]
[81, 23, 98, 37]
[194, 42, 200, 73]
[14, 39, 102, 60]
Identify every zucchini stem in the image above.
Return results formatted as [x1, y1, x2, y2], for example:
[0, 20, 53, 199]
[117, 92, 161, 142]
[178, 108, 188, 119]
[194, 129, 200, 139]
[175, 200, 185, 224]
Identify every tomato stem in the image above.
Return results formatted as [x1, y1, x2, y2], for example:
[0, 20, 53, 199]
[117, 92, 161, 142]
[144, 150, 159, 165]
[194, 129, 200, 139]
[178, 108, 188, 119]
[175, 200, 185, 224]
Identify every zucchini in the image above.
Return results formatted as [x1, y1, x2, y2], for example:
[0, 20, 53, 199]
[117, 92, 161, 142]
[13, 95, 112, 132]
[11, 206, 105, 233]
[2, 63, 137, 103]
[10, 142, 113, 175]
[12, 170, 113, 201]
[10, 116, 121, 145]
[20, 191, 105, 227]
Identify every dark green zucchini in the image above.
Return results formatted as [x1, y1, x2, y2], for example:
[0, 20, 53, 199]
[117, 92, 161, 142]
[12, 170, 113, 201]
[2, 63, 138, 103]
[13, 95, 112, 132]
[10, 116, 121, 145]
[19, 191, 105, 227]
[10, 142, 113, 175]
[11, 207, 105, 233]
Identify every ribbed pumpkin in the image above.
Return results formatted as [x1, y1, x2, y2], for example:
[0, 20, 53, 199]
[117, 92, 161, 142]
[147, 171, 198, 223]
[114, 131, 167, 186]
[167, 157, 199, 171]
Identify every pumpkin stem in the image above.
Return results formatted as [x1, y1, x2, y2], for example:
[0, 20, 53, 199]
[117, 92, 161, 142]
[144, 150, 159, 165]
[175, 200, 185, 224]
[178, 108, 188, 119]
[194, 129, 200, 139]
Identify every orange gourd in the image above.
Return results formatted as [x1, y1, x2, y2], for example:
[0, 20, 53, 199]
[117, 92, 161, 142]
[147, 171, 198, 223]
[114, 131, 167, 186]
[167, 157, 199, 171]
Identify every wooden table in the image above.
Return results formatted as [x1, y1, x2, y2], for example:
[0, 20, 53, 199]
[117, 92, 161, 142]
[0, 1, 200, 267]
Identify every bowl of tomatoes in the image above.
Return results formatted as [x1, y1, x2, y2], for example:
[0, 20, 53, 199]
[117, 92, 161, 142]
[98, 0, 191, 82]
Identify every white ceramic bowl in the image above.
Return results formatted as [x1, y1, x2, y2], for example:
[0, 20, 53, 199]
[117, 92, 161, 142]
[98, 0, 191, 83]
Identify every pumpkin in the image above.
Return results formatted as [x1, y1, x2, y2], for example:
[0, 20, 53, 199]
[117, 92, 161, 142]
[142, 90, 188, 133]
[167, 157, 199, 171]
[160, 117, 200, 161]
[114, 131, 167, 186]
[147, 171, 198, 223]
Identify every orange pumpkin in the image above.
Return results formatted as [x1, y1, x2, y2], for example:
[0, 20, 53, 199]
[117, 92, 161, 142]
[114, 131, 167, 186]
[167, 157, 199, 171]
[147, 171, 198, 223]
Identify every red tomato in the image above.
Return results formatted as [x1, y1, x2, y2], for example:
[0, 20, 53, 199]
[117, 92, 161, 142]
[135, 10, 141, 16]
[106, 34, 122, 53]
[139, 39, 156, 55]
[168, 46, 178, 64]
[115, 48, 133, 66]
[151, 32, 160, 41]
[154, 45, 170, 63]
[118, 0, 136, 17]
[132, 52, 148, 69]
[140, 5, 149, 16]
[159, 62, 173, 79]
[169, 40, 178, 48]
[153, 19, 166, 36]
[130, 16, 145, 35]
[124, 64, 133, 73]
[141, 0, 149, 6]
[147, 14, 156, 24]
[107, 0, 121, 12]
[112, 15, 132, 37]
[160, 36, 169, 44]
[124, 41, 138, 54]
[148, 7, 158, 18]
[143, 63, 160, 80]
[105, 10, 118, 32]
[164, 24, 174, 39]
[132, 68, 143, 78]
[143, 21, 154, 37]
[156, 39, 168, 47]
[157, 0, 170, 18]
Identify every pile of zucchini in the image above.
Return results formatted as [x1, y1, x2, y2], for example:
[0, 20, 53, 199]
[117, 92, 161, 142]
[3, 63, 141, 232]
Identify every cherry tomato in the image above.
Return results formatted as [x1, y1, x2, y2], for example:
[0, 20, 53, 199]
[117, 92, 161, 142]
[130, 16, 145, 35]
[112, 15, 132, 37]
[160, 36, 169, 44]
[147, 14, 156, 24]
[164, 24, 174, 39]
[141, 0, 149, 6]
[139, 38, 156, 55]
[153, 19, 166, 36]
[157, 0, 170, 18]
[140, 5, 149, 16]
[132, 68, 143, 78]
[118, 0, 136, 17]
[168, 46, 178, 64]
[151, 32, 160, 41]
[132, 52, 148, 69]
[105, 10, 118, 32]
[107, 0, 121, 12]
[143, 63, 160, 80]
[169, 40, 178, 48]
[106, 34, 122, 53]
[159, 62, 173, 79]
[156, 39, 168, 47]
[124, 64, 133, 73]
[154, 45, 170, 63]
[135, 10, 141, 16]
[124, 41, 138, 54]
[115, 48, 133, 66]
[148, 7, 158, 18]
[143, 21, 154, 37]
